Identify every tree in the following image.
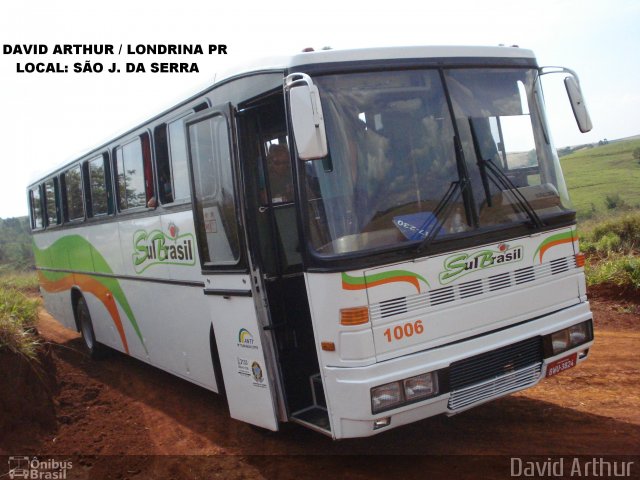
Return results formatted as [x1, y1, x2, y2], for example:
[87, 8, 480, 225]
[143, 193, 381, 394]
[0, 217, 34, 270]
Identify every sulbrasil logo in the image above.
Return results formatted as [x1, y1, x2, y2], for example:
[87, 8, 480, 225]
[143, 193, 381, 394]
[439, 243, 523, 284]
[132, 223, 196, 273]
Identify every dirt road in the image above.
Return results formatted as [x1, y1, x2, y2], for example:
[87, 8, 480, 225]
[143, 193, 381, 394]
[2, 288, 639, 479]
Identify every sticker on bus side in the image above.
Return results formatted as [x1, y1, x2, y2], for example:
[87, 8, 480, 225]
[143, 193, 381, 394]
[132, 223, 196, 273]
[533, 229, 578, 264]
[439, 243, 523, 285]
[34, 235, 146, 354]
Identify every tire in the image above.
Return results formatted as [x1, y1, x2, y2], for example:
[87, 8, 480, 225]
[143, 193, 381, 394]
[76, 297, 107, 359]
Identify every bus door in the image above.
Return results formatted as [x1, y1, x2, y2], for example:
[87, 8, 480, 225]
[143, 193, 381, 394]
[237, 93, 329, 434]
[185, 105, 280, 431]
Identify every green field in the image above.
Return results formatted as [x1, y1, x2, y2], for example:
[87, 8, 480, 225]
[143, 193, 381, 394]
[560, 138, 640, 219]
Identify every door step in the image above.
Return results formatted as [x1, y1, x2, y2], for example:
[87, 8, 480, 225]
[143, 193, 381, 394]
[290, 373, 331, 435]
[291, 406, 331, 435]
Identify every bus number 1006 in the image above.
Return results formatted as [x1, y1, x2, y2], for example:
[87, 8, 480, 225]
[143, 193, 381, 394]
[383, 320, 424, 343]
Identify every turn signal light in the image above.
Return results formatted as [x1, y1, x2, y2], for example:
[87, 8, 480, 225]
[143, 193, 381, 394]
[321, 342, 336, 351]
[575, 253, 585, 268]
[340, 306, 369, 326]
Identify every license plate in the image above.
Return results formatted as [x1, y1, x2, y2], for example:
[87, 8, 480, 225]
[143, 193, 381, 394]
[546, 352, 578, 377]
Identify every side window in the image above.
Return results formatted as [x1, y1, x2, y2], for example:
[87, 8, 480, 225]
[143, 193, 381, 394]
[29, 186, 44, 230]
[88, 154, 111, 216]
[188, 113, 240, 267]
[167, 115, 191, 202]
[154, 113, 193, 204]
[44, 178, 61, 226]
[62, 165, 84, 221]
[260, 136, 293, 205]
[114, 133, 154, 210]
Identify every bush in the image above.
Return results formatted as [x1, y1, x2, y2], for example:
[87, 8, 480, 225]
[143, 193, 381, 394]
[605, 193, 626, 210]
[0, 286, 40, 359]
[580, 211, 640, 253]
[585, 255, 640, 290]
[580, 210, 640, 292]
[595, 232, 621, 253]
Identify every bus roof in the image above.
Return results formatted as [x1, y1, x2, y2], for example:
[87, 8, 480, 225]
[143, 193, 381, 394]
[29, 45, 535, 186]
[214, 45, 535, 83]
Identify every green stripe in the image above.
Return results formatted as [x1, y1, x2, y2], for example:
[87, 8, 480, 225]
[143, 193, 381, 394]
[532, 229, 577, 261]
[341, 272, 367, 286]
[342, 270, 429, 287]
[34, 235, 145, 349]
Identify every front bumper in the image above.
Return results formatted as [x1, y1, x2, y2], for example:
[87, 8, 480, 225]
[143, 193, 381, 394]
[322, 301, 593, 439]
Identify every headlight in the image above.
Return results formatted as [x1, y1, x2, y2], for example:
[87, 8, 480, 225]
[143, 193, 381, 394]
[404, 373, 438, 401]
[548, 320, 592, 356]
[551, 329, 570, 355]
[371, 372, 439, 414]
[371, 382, 403, 414]
[569, 322, 588, 346]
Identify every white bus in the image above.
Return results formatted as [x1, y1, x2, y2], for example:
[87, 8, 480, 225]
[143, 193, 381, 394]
[29, 46, 594, 439]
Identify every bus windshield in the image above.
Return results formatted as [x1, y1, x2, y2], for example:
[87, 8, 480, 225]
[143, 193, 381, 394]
[302, 68, 573, 256]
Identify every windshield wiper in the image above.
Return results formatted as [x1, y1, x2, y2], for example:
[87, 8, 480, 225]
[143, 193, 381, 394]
[415, 178, 467, 254]
[468, 119, 544, 230]
[415, 134, 474, 255]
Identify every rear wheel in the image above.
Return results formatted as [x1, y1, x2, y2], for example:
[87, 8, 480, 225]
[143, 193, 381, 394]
[76, 297, 107, 359]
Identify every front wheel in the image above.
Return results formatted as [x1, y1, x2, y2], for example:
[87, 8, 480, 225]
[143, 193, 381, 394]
[76, 297, 107, 359]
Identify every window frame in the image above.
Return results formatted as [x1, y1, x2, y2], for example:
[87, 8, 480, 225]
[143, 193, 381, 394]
[185, 105, 248, 272]
[61, 163, 86, 223]
[86, 152, 114, 218]
[152, 102, 209, 208]
[28, 185, 45, 231]
[164, 111, 194, 205]
[43, 177, 62, 228]
[113, 131, 155, 213]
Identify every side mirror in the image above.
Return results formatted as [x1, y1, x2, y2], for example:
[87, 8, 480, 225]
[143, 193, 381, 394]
[285, 73, 328, 160]
[564, 76, 593, 133]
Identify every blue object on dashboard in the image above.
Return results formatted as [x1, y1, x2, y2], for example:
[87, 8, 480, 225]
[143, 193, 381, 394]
[392, 212, 441, 241]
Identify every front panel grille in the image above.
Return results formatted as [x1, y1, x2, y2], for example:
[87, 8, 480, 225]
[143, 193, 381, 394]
[379, 297, 408, 318]
[449, 336, 543, 391]
[459, 279, 483, 298]
[429, 286, 455, 305]
[369, 255, 577, 322]
[514, 266, 535, 285]
[550, 257, 569, 275]
[448, 362, 542, 410]
[489, 272, 511, 291]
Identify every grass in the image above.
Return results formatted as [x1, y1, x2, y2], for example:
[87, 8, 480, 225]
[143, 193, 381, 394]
[561, 138, 640, 219]
[578, 211, 640, 291]
[584, 255, 640, 290]
[0, 268, 40, 294]
[0, 270, 41, 360]
[558, 138, 640, 291]
[579, 210, 640, 253]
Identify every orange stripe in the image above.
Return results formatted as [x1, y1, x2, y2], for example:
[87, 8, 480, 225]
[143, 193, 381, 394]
[342, 281, 366, 291]
[538, 237, 576, 263]
[367, 275, 421, 291]
[38, 272, 129, 354]
[342, 275, 422, 291]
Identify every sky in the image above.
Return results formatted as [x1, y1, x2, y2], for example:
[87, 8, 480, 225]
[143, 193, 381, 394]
[0, 0, 638, 219]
